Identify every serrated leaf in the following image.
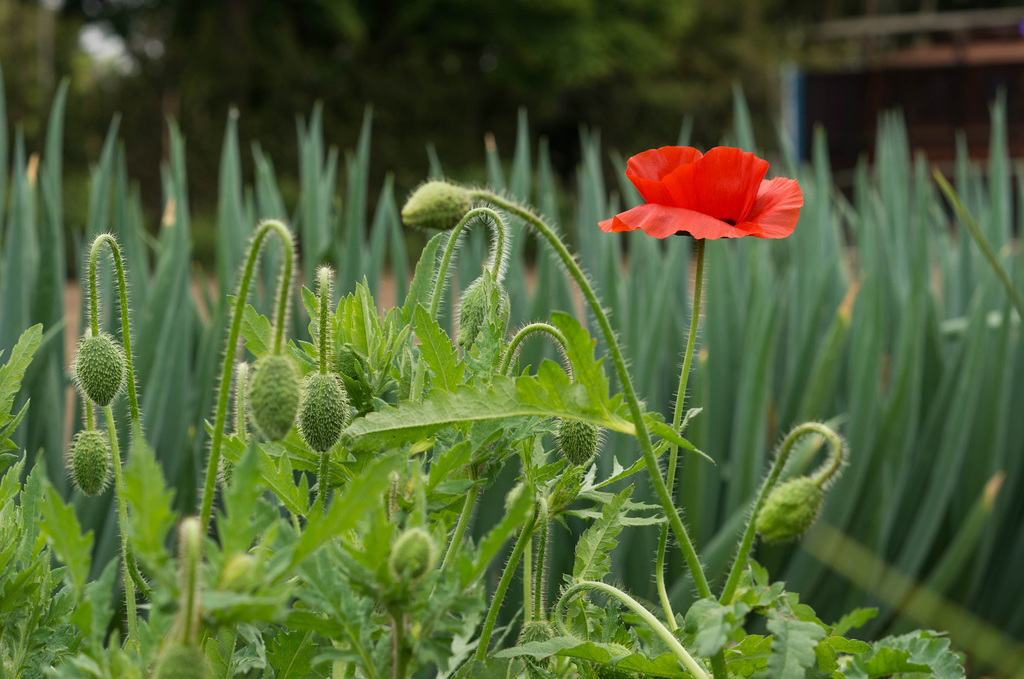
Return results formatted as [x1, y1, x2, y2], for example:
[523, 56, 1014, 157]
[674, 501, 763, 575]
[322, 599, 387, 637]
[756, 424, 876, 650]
[548, 312, 610, 412]
[847, 631, 964, 679]
[496, 638, 686, 677]
[414, 304, 464, 390]
[825, 636, 872, 654]
[572, 486, 629, 582]
[684, 598, 732, 657]
[831, 607, 878, 637]
[765, 608, 827, 679]
[725, 634, 771, 678]
[402, 231, 445, 324]
[645, 414, 714, 464]
[240, 302, 273, 359]
[0, 324, 42, 424]
[266, 629, 318, 679]
[39, 475, 94, 595]
[124, 424, 176, 569]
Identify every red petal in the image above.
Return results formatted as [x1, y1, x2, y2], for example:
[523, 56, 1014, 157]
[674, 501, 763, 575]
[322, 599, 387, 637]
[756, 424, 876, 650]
[599, 203, 763, 240]
[625, 146, 703, 205]
[742, 177, 802, 238]
[661, 147, 768, 223]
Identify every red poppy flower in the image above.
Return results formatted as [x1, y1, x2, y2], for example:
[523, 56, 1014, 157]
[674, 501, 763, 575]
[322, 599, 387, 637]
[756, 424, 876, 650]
[598, 146, 802, 240]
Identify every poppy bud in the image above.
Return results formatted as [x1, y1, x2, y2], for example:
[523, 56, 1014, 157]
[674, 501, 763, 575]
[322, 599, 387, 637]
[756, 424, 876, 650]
[336, 343, 364, 383]
[755, 476, 825, 542]
[401, 181, 472, 231]
[591, 643, 640, 679]
[518, 621, 557, 676]
[248, 354, 301, 441]
[298, 372, 350, 453]
[153, 643, 211, 679]
[457, 275, 509, 350]
[556, 419, 600, 467]
[220, 553, 257, 591]
[388, 527, 437, 582]
[73, 332, 125, 407]
[68, 429, 111, 496]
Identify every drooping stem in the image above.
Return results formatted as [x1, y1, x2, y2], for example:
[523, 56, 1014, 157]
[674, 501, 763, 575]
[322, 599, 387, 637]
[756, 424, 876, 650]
[657, 238, 706, 629]
[554, 580, 711, 679]
[200, 219, 295, 531]
[104, 405, 137, 640]
[719, 422, 844, 604]
[499, 322, 570, 376]
[89, 234, 140, 426]
[440, 476, 479, 571]
[533, 499, 549, 619]
[429, 207, 507, 320]
[474, 512, 538, 661]
[473, 190, 712, 599]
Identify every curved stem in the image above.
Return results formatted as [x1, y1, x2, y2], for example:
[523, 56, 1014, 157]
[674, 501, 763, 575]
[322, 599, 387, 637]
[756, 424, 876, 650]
[429, 207, 507, 320]
[200, 220, 295, 531]
[658, 238, 706, 629]
[473, 190, 712, 599]
[719, 422, 844, 604]
[474, 513, 538, 662]
[554, 581, 711, 679]
[441, 475, 480, 571]
[533, 500, 549, 619]
[104, 406, 137, 641]
[499, 322, 570, 376]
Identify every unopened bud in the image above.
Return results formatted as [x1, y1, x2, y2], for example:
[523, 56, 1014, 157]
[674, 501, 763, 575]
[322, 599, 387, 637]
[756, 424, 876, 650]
[401, 181, 472, 231]
[755, 476, 825, 542]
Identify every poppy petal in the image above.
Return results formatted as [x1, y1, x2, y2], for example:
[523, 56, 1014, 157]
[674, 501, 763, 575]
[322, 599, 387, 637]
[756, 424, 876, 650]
[625, 146, 703, 205]
[599, 203, 763, 240]
[744, 177, 803, 238]
[661, 147, 768, 223]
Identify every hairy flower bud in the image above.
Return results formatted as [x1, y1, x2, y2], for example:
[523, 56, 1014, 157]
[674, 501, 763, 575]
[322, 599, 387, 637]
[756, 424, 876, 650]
[755, 476, 825, 542]
[153, 643, 211, 679]
[248, 354, 301, 441]
[457, 275, 509, 350]
[68, 429, 111, 496]
[401, 181, 472, 230]
[518, 621, 558, 677]
[298, 372, 350, 453]
[557, 419, 600, 467]
[388, 527, 438, 582]
[74, 332, 125, 407]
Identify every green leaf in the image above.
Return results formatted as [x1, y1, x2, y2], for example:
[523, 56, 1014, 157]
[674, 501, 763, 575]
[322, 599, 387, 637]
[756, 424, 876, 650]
[724, 634, 771, 678]
[266, 629, 318, 679]
[549, 312, 611, 412]
[765, 608, 827, 679]
[240, 303, 272, 359]
[0, 324, 42, 425]
[414, 304, 464, 390]
[830, 607, 877, 637]
[39, 474, 94, 595]
[572, 486, 629, 582]
[684, 598, 733, 657]
[402, 231, 445, 324]
[123, 425, 176, 570]
[496, 638, 686, 677]
[847, 631, 964, 679]
[824, 636, 872, 655]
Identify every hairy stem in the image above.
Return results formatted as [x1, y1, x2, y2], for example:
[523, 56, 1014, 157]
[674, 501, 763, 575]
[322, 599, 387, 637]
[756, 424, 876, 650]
[474, 513, 538, 661]
[473, 190, 712, 599]
[234, 363, 248, 440]
[499, 322, 570, 376]
[658, 238, 706, 629]
[719, 422, 844, 604]
[554, 580, 711, 679]
[440, 474, 480, 572]
[429, 207, 507, 320]
[533, 500, 549, 619]
[104, 406, 137, 641]
[200, 220, 295, 531]
[316, 267, 333, 373]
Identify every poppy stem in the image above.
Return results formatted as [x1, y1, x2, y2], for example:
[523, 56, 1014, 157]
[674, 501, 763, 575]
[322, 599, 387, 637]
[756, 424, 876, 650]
[429, 207, 506, 321]
[472, 190, 713, 601]
[498, 322, 570, 376]
[657, 238, 706, 629]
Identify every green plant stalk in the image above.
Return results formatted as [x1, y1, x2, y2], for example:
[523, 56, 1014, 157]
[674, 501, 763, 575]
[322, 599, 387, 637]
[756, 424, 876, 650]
[554, 580, 711, 679]
[315, 267, 333, 512]
[474, 513, 538, 662]
[439, 478, 479, 572]
[523, 536, 533, 622]
[499, 322, 570, 376]
[390, 610, 409, 679]
[104, 405, 137, 641]
[473, 191, 713, 600]
[234, 363, 248, 440]
[429, 207, 507, 320]
[657, 238, 706, 629]
[200, 219, 295, 530]
[934, 170, 1024, 321]
[533, 500, 549, 619]
[719, 422, 844, 604]
[177, 517, 202, 644]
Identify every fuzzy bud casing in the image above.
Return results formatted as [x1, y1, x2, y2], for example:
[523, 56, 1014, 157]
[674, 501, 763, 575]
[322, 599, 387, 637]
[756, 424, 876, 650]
[74, 333, 125, 406]
[755, 476, 825, 542]
[518, 621, 557, 676]
[248, 354, 301, 441]
[457, 275, 509, 350]
[153, 643, 211, 679]
[298, 372, 350, 452]
[388, 527, 437, 582]
[69, 429, 111, 496]
[401, 181, 472, 230]
[557, 419, 600, 467]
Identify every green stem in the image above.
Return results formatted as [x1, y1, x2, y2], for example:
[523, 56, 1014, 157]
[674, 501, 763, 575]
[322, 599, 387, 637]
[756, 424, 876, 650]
[934, 170, 1024, 321]
[440, 473, 479, 572]
[499, 322, 570, 376]
[523, 536, 533, 622]
[719, 422, 844, 604]
[178, 517, 202, 644]
[533, 500, 549, 619]
[429, 207, 507, 320]
[391, 611, 409, 679]
[474, 513, 538, 661]
[200, 220, 295, 531]
[657, 238, 706, 629]
[234, 363, 248, 440]
[317, 449, 331, 513]
[104, 406, 137, 641]
[554, 581, 711, 679]
[473, 190, 712, 599]
[316, 267, 333, 373]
